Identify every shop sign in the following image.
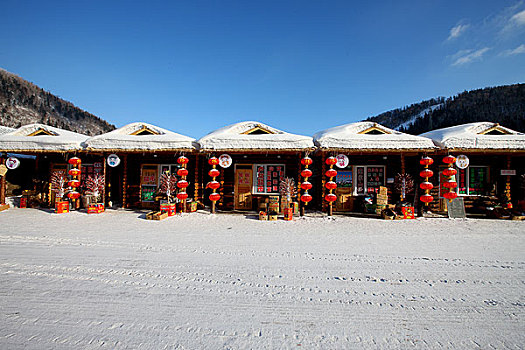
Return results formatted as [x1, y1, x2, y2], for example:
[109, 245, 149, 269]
[218, 154, 232, 168]
[455, 155, 469, 169]
[335, 154, 349, 168]
[107, 154, 121, 167]
[6, 157, 20, 170]
[500, 169, 516, 176]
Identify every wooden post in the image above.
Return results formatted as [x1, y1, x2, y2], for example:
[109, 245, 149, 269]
[401, 153, 406, 174]
[122, 154, 128, 208]
[321, 153, 327, 212]
[194, 155, 199, 203]
[506, 155, 512, 207]
[102, 154, 107, 206]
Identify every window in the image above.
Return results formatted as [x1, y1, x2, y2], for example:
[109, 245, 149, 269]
[457, 166, 488, 196]
[253, 164, 285, 194]
[354, 166, 385, 195]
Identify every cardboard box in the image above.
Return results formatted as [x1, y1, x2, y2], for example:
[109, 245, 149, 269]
[20, 197, 27, 208]
[0, 204, 9, 212]
[401, 206, 415, 219]
[268, 196, 280, 204]
[188, 201, 197, 212]
[268, 214, 278, 221]
[259, 211, 267, 220]
[55, 201, 69, 214]
[283, 208, 293, 221]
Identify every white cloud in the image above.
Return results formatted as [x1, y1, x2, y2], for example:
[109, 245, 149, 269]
[447, 24, 470, 41]
[451, 47, 490, 66]
[500, 43, 525, 56]
[510, 9, 525, 25]
[501, 7, 525, 33]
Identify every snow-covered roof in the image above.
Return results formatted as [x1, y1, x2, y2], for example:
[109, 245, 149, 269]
[420, 122, 525, 150]
[313, 122, 437, 151]
[0, 125, 15, 135]
[84, 122, 196, 151]
[0, 123, 88, 152]
[197, 121, 315, 151]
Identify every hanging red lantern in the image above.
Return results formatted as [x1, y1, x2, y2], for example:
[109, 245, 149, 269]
[208, 181, 220, 190]
[68, 180, 80, 188]
[443, 191, 458, 200]
[325, 193, 337, 202]
[300, 157, 313, 166]
[419, 169, 433, 178]
[419, 182, 433, 190]
[177, 168, 189, 177]
[300, 181, 312, 190]
[301, 193, 312, 203]
[443, 155, 456, 164]
[325, 169, 337, 178]
[419, 157, 434, 166]
[177, 180, 189, 188]
[177, 192, 188, 200]
[325, 157, 337, 166]
[420, 194, 434, 203]
[443, 180, 458, 189]
[67, 191, 81, 199]
[209, 193, 221, 202]
[442, 168, 457, 177]
[301, 169, 313, 178]
[325, 181, 337, 190]
[208, 157, 219, 166]
[68, 157, 81, 166]
[68, 168, 80, 177]
[208, 168, 220, 177]
[177, 156, 189, 164]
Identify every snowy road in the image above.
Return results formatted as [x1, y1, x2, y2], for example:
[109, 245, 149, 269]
[1, 209, 524, 349]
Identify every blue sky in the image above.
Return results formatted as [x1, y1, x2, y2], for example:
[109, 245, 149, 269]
[2, 0, 524, 138]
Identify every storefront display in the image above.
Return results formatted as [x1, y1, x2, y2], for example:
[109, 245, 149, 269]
[253, 164, 285, 194]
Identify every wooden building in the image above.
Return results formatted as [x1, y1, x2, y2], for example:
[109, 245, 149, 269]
[313, 122, 437, 212]
[197, 121, 315, 211]
[421, 122, 525, 212]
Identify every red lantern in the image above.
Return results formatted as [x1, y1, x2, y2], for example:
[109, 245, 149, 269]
[300, 157, 313, 166]
[325, 169, 337, 178]
[300, 181, 312, 190]
[420, 181, 433, 190]
[301, 169, 313, 178]
[68, 157, 81, 166]
[325, 181, 337, 190]
[209, 193, 221, 202]
[443, 191, 458, 200]
[177, 168, 189, 177]
[325, 193, 337, 202]
[300, 194, 312, 203]
[420, 194, 434, 203]
[208, 181, 220, 190]
[419, 169, 434, 178]
[177, 192, 188, 200]
[208, 157, 219, 166]
[68, 168, 81, 176]
[419, 157, 434, 166]
[325, 157, 337, 166]
[177, 156, 189, 164]
[177, 180, 189, 188]
[443, 180, 457, 189]
[442, 168, 457, 177]
[208, 168, 220, 177]
[67, 191, 81, 199]
[443, 155, 456, 164]
[68, 180, 80, 188]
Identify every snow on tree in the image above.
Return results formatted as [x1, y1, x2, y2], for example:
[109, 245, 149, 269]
[159, 172, 178, 203]
[394, 173, 414, 201]
[279, 177, 296, 203]
[85, 174, 105, 202]
[50, 171, 67, 200]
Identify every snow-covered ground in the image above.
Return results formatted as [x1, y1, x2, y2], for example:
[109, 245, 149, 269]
[1, 208, 523, 349]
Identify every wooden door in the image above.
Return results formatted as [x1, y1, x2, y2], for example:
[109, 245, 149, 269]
[235, 167, 253, 210]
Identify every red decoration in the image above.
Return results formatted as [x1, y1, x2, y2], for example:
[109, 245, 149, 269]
[325, 157, 337, 166]
[300, 156, 313, 207]
[301, 169, 313, 178]
[300, 181, 312, 190]
[443, 155, 456, 164]
[325, 181, 337, 190]
[208, 157, 219, 166]
[50, 171, 67, 200]
[443, 191, 458, 200]
[159, 172, 178, 203]
[67, 191, 81, 199]
[419, 169, 433, 178]
[442, 168, 457, 177]
[420, 194, 433, 203]
[443, 180, 458, 189]
[300, 194, 312, 203]
[68, 157, 81, 166]
[177, 192, 188, 200]
[300, 157, 313, 166]
[325, 193, 337, 202]
[177, 156, 189, 165]
[209, 193, 221, 201]
[419, 181, 433, 190]
[68, 180, 80, 188]
[68, 168, 80, 176]
[177, 168, 189, 177]
[419, 157, 434, 166]
[325, 169, 337, 178]
[208, 181, 220, 190]
[85, 174, 105, 202]
[208, 168, 220, 177]
[177, 180, 189, 188]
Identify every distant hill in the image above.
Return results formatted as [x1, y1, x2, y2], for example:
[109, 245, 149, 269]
[365, 84, 525, 134]
[0, 69, 115, 136]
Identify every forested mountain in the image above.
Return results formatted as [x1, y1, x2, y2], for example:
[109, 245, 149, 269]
[365, 84, 525, 134]
[0, 69, 115, 136]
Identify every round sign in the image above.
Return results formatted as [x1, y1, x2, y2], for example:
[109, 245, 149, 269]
[107, 154, 121, 167]
[6, 157, 20, 170]
[456, 155, 469, 169]
[218, 154, 232, 168]
[335, 154, 349, 168]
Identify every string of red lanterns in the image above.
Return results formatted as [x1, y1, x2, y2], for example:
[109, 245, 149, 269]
[299, 155, 313, 214]
[419, 156, 434, 205]
[176, 155, 189, 211]
[324, 156, 338, 216]
[67, 157, 81, 202]
[208, 157, 221, 213]
[442, 155, 458, 201]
